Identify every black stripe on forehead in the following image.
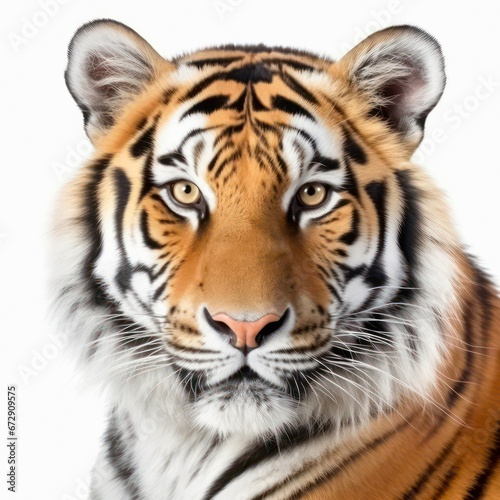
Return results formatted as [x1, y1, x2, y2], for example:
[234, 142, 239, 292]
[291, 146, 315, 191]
[279, 70, 319, 105]
[185, 56, 244, 68]
[130, 115, 159, 158]
[181, 63, 273, 102]
[130, 123, 155, 158]
[342, 126, 367, 165]
[181, 95, 230, 119]
[223, 63, 273, 83]
[157, 151, 187, 166]
[272, 95, 315, 120]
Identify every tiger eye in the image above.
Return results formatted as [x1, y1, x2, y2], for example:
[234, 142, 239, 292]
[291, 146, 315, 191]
[171, 181, 200, 205]
[298, 183, 327, 207]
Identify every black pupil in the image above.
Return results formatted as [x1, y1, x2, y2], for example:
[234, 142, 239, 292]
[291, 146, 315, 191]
[184, 184, 192, 194]
[306, 185, 316, 196]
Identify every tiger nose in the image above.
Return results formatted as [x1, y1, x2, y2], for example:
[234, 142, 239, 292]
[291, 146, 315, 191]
[208, 310, 286, 352]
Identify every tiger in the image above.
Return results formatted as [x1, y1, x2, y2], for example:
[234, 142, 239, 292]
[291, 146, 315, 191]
[52, 18, 500, 499]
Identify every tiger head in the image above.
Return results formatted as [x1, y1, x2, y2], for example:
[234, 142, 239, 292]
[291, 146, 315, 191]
[55, 20, 458, 438]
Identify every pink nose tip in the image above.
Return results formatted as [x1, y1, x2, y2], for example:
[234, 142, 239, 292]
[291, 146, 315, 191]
[211, 313, 281, 349]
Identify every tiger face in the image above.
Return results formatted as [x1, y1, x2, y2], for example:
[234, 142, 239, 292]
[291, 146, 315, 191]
[56, 21, 453, 438]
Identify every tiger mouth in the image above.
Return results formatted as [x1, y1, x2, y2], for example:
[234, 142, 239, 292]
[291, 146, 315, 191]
[227, 365, 260, 382]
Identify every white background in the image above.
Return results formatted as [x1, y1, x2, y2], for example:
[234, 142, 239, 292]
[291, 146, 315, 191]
[1, 0, 499, 498]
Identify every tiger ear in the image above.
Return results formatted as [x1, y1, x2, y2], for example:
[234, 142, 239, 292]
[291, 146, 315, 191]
[65, 20, 171, 143]
[338, 25, 445, 150]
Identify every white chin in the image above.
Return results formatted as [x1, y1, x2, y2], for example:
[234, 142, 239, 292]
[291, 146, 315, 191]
[192, 380, 299, 439]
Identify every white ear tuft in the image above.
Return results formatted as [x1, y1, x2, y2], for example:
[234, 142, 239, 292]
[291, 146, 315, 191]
[340, 25, 445, 148]
[65, 20, 169, 142]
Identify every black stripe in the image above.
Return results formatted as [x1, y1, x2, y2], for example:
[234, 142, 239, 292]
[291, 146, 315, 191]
[358, 313, 392, 345]
[250, 85, 268, 111]
[157, 151, 186, 166]
[203, 423, 328, 500]
[186, 56, 244, 68]
[140, 210, 164, 250]
[152, 282, 167, 302]
[139, 152, 154, 200]
[130, 123, 156, 158]
[275, 153, 288, 176]
[184, 74, 223, 100]
[342, 127, 367, 165]
[341, 160, 360, 198]
[272, 95, 314, 120]
[113, 168, 133, 292]
[213, 151, 241, 180]
[332, 198, 351, 211]
[82, 155, 112, 307]
[282, 125, 318, 150]
[264, 57, 318, 71]
[135, 116, 147, 131]
[181, 94, 229, 119]
[464, 418, 500, 499]
[280, 70, 319, 104]
[255, 146, 283, 182]
[339, 208, 360, 245]
[364, 180, 388, 290]
[152, 261, 170, 281]
[326, 283, 342, 304]
[226, 90, 246, 112]
[338, 263, 366, 282]
[214, 124, 245, 146]
[114, 168, 131, 247]
[312, 155, 340, 172]
[432, 465, 458, 500]
[163, 87, 177, 105]
[105, 411, 142, 500]
[402, 427, 462, 499]
[393, 170, 422, 304]
[206, 147, 225, 172]
[178, 125, 221, 151]
[192, 139, 205, 168]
